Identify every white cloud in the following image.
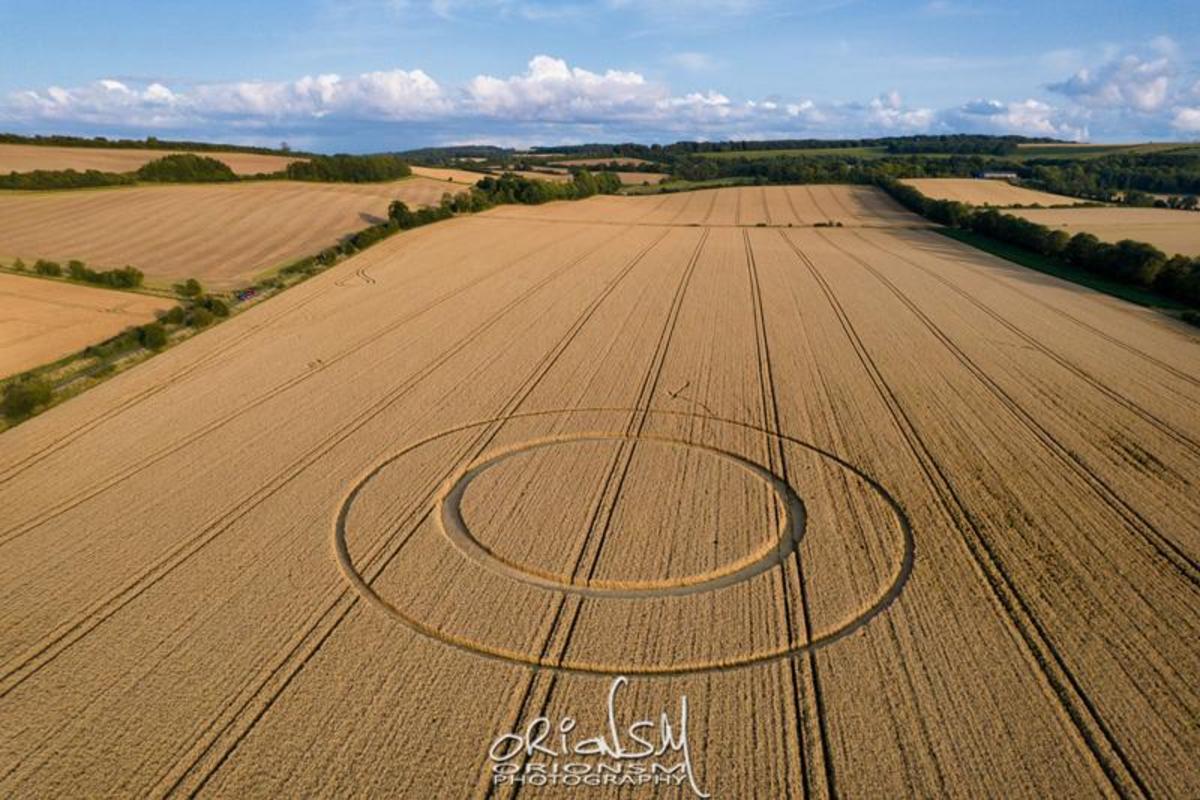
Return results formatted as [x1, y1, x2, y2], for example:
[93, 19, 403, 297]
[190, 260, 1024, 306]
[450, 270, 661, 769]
[1172, 107, 1200, 133]
[1048, 51, 1173, 112]
[463, 56, 664, 120]
[943, 97, 1086, 140]
[3, 46, 1196, 145]
[865, 91, 934, 131]
[191, 69, 447, 119]
[6, 69, 450, 128]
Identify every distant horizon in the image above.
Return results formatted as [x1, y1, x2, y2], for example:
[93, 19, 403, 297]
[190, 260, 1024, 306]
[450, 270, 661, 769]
[9, 129, 1197, 158]
[1, 1, 1197, 152]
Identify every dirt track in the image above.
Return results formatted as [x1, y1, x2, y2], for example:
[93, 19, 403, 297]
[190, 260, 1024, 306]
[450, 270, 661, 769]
[0, 143, 300, 175]
[0, 185, 1197, 798]
[0, 178, 465, 289]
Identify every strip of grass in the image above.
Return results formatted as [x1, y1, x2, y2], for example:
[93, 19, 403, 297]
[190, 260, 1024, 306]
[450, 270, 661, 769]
[935, 227, 1191, 311]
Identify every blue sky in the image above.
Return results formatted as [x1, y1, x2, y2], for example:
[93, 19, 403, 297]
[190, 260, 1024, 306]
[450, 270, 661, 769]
[1, 0, 1197, 152]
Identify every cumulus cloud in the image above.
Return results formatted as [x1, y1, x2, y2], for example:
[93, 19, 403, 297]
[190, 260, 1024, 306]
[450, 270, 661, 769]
[5, 69, 449, 128]
[865, 90, 934, 131]
[1041, 37, 1200, 140]
[1049, 54, 1172, 112]
[3, 46, 1197, 146]
[1172, 107, 1200, 133]
[942, 97, 1086, 140]
[463, 56, 663, 120]
[7, 79, 184, 127]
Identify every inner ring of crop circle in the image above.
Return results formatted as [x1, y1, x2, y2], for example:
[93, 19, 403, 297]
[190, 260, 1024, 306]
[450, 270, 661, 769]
[437, 433, 806, 598]
[333, 407, 914, 676]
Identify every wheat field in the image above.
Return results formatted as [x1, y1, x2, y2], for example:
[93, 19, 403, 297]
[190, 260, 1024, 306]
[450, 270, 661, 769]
[901, 178, 1085, 206]
[0, 273, 176, 377]
[1012, 206, 1200, 257]
[0, 185, 1197, 798]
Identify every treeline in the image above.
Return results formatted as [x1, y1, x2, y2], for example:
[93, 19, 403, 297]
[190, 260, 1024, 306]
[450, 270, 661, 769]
[880, 180, 1200, 306]
[0, 132, 301, 157]
[401, 135, 1063, 165]
[11, 257, 145, 289]
[0, 152, 417, 189]
[885, 135, 1021, 155]
[556, 161, 663, 175]
[672, 152, 1015, 183]
[533, 135, 1057, 160]
[0, 168, 134, 190]
[1027, 152, 1200, 199]
[0, 153, 242, 190]
[285, 154, 411, 182]
[477, 170, 622, 203]
[136, 153, 237, 182]
[393, 145, 510, 163]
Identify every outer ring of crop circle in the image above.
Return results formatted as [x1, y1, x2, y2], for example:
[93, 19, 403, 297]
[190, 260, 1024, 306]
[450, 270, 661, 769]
[333, 407, 914, 677]
[438, 432, 807, 598]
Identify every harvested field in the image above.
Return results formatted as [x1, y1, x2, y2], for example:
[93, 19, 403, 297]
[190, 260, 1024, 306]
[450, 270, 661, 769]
[0, 143, 299, 176]
[0, 186, 1197, 798]
[0, 177, 465, 289]
[1011, 206, 1200, 256]
[902, 177, 1085, 206]
[410, 166, 487, 185]
[0, 273, 175, 377]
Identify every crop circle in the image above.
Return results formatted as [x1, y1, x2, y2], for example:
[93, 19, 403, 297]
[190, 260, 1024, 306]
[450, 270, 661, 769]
[439, 433, 806, 598]
[334, 407, 913, 676]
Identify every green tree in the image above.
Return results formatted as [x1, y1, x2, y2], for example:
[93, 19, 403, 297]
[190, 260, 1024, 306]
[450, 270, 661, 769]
[187, 307, 215, 328]
[3, 377, 53, 419]
[176, 278, 204, 298]
[136, 153, 237, 183]
[1064, 233, 1103, 270]
[34, 259, 62, 277]
[138, 322, 169, 349]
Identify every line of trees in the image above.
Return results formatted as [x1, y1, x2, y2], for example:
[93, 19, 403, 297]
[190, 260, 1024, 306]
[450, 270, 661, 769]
[879, 179, 1200, 306]
[284, 154, 412, 182]
[0, 152, 420, 190]
[0, 168, 134, 190]
[12, 257, 145, 289]
[0, 132, 301, 157]
[1025, 152, 1200, 198]
[884, 135, 1022, 155]
[136, 153, 238, 182]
